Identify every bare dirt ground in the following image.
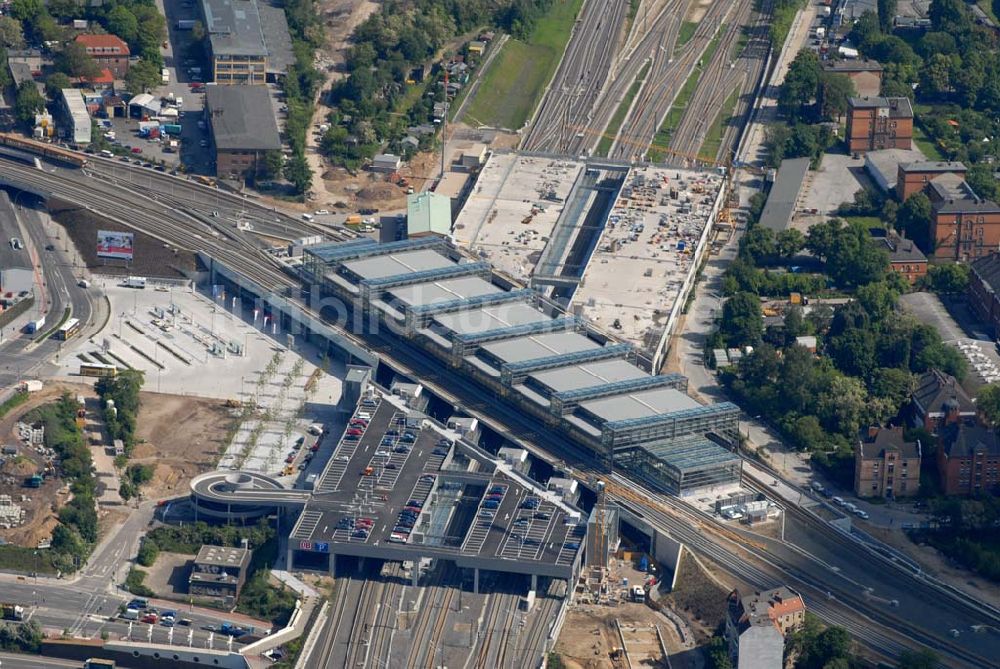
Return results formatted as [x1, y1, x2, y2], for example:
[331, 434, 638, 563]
[0, 384, 88, 549]
[142, 550, 195, 598]
[303, 0, 381, 207]
[660, 551, 736, 642]
[130, 393, 237, 499]
[686, 0, 712, 23]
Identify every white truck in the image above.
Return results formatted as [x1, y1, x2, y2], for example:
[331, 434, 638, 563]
[125, 276, 147, 289]
[161, 68, 169, 84]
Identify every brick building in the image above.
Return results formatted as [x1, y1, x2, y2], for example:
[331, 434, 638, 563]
[846, 97, 913, 153]
[205, 85, 281, 178]
[910, 369, 976, 433]
[821, 59, 883, 97]
[926, 174, 1000, 262]
[938, 424, 1000, 496]
[725, 587, 806, 669]
[855, 426, 921, 498]
[969, 253, 1000, 336]
[870, 228, 927, 284]
[896, 161, 967, 201]
[74, 34, 130, 78]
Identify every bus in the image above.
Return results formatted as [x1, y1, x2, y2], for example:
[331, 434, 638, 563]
[80, 362, 117, 378]
[54, 318, 81, 340]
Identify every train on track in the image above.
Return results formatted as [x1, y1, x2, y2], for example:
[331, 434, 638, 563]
[0, 133, 87, 167]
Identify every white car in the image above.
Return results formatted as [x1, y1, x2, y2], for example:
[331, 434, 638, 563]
[854, 509, 870, 520]
[832, 496, 845, 506]
[314, 209, 330, 216]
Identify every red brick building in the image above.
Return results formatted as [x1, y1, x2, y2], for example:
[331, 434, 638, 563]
[896, 161, 967, 201]
[938, 424, 1000, 496]
[846, 97, 913, 153]
[969, 253, 1000, 337]
[74, 34, 130, 78]
[870, 228, 927, 284]
[926, 174, 1000, 262]
[910, 369, 976, 433]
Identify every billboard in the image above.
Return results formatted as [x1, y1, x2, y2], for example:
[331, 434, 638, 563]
[96, 230, 134, 260]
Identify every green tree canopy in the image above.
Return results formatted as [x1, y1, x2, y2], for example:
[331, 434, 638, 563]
[721, 292, 764, 347]
[14, 79, 45, 125]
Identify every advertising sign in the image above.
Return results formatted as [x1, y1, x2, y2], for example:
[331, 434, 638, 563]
[96, 230, 134, 260]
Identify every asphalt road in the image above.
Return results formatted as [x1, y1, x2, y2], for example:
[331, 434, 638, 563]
[0, 651, 79, 668]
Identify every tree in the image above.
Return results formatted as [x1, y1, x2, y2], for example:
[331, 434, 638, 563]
[14, 79, 45, 124]
[118, 481, 134, 502]
[44, 72, 71, 98]
[776, 228, 805, 259]
[897, 193, 933, 252]
[928, 0, 971, 34]
[977, 383, 1000, 425]
[778, 50, 822, 120]
[125, 58, 161, 94]
[927, 263, 969, 294]
[966, 163, 999, 201]
[56, 41, 101, 79]
[106, 5, 140, 46]
[919, 53, 956, 99]
[877, 0, 898, 32]
[897, 649, 939, 669]
[0, 16, 25, 49]
[260, 150, 284, 180]
[721, 292, 764, 347]
[784, 305, 808, 338]
[284, 153, 312, 194]
[9, 0, 42, 22]
[816, 73, 855, 120]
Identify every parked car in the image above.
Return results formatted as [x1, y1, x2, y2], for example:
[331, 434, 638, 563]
[131, 147, 142, 154]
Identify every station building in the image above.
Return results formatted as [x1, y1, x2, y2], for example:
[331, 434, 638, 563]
[299, 237, 741, 495]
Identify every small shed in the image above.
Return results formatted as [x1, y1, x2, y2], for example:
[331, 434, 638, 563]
[372, 153, 402, 173]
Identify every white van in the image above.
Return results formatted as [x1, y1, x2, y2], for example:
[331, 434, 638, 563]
[832, 496, 845, 506]
[302, 213, 314, 222]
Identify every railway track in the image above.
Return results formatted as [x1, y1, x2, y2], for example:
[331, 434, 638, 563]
[609, 0, 739, 161]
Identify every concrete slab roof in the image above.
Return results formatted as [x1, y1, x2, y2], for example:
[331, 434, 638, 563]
[342, 249, 454, 281]
[432, 302, 549, 336]
[387, 275, 500, 307]
[579, 386, 700, 423]
[528, 358, 647, 394]
[480, 331, 600, 365]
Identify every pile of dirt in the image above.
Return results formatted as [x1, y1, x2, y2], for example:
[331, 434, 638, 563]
[49, 199, 198, 279]
[357, 183, 401, 201]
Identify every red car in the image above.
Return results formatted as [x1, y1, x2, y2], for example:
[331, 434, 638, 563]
[131, 147, 142, 154]
[346, 428, 363, 436]
[285, 455, 295, 464]
[142, 613, 158, 623]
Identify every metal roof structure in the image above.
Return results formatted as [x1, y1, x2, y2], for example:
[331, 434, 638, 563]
[759, 157, 810, 231]
[202, 0, 268, 57]
[205, 85, 281, 151]
[302, 238, 740, 490]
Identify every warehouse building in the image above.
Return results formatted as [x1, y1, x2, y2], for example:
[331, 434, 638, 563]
[59, 88, 91, 146]
[758, 158, 810, 231]
[205, 85, 281, 178]
[188, 544, 252, 600]
[300, 238, 740, 495]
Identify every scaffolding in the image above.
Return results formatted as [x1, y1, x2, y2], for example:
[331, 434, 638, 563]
[600, 402, 739, 449]
[614, 434, 742, 495]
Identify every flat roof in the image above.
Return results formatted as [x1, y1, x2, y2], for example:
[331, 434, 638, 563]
[644, 435, 740, 474]
[342, 248, 454, 281]
[579, 386, 700, 423]
[291, 395, 584, 573]
[205, 85, 281, 151]
[452, 153, 584, 283]
[203, 0, 268, 57]
[194, 544, 250, 567]
[480, 331, 601, 365]
[387, 275, 500, 307]
[759, 158, 810, 231]
[432, 302, 549, 336]
[258, 2, 294, 73]
[528, 358, 647, 394]
[571, 165, 724, 347]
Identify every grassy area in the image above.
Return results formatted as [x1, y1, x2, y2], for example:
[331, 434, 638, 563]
[978, 0, 999, 23]
[0, 390, 29, 419]
[465, 0, 585, 129]
[596, 61, 652, 156]
[0, 546, 58, 574]
[912, 120, 946, 161]
[675, 21, 699, 53]
[843, 216, 884, 230]
[698, 88, 739, 161]
[648, 26, 726, 161]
